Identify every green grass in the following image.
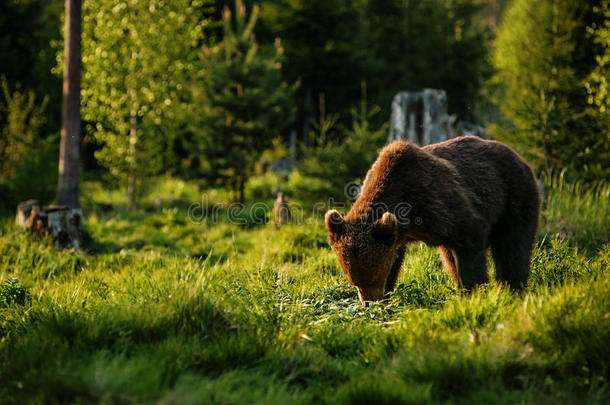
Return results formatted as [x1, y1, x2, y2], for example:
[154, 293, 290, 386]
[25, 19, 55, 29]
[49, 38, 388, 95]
[0, 177, 608, 404]
[541, 173, 610, 251]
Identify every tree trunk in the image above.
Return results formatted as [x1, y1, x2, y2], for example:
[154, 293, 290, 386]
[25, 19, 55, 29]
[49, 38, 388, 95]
[239, 176, 245, 204]
[302, 87, 312, 146]
[127, 87, 137, 210]
[489, 0, 498, 33]
[126, 3, 139, 210]
[56, 0, 82, 208]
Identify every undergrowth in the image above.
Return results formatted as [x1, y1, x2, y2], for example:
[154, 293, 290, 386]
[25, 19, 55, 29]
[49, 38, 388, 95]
[0, 177, 608, 404]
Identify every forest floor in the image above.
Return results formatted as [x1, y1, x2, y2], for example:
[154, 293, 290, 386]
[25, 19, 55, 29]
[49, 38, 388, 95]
[0, 176, 608, 404]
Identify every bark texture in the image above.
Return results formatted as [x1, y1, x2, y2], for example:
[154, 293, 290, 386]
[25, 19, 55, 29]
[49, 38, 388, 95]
[57, 0, 82, 208]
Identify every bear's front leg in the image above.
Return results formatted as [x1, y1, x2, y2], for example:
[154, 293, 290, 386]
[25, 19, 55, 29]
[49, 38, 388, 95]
[384, 246, 406, 295]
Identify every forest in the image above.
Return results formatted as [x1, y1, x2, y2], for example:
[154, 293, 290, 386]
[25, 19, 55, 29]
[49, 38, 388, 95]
[0, 0, 609, 403]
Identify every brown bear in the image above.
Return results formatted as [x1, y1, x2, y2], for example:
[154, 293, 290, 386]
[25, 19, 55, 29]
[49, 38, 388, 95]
[325, 136, 540, 306]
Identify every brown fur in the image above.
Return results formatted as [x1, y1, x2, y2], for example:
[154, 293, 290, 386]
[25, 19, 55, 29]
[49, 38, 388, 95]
[325, 136, 540, 306]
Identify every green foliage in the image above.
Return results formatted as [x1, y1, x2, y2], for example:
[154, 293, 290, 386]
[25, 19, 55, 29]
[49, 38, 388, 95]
[245, 172, 282, 200]
[259, 0, 367, 123]
[585, 1, 610, 179]
[587, 1, 610, 112]
[527, 276, 610, 382]
[288, 100, 387, 204]
[80, 0, 210, 207]
[0, 278, 30, 307]
[189, 0, 295, 202]
[0, 77, 48, 181]
[260, 0, 491, 130]
[0, 78, 57, 208]
[439, 286, 513, 330]
[361, 0, 492, 122]
[2, 1, 610, 401]
[0, 178, 609, 402]
[529, 238, 592, 288]
[0, 0, 62, 133]
[540, 174, 610, 250]
[1, 135, 59, 209]
[285, 170, 333, 207]
[491, 0, 608, 181]
[0, 2, 61, 209]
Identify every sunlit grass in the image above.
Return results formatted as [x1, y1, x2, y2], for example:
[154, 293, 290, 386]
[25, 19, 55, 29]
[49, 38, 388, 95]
[541, 173, 610, 251]
[0, 177, 608, 403]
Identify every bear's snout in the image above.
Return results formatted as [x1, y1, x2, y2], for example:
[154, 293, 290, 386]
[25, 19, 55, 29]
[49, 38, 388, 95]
[357, 286, 385, 307]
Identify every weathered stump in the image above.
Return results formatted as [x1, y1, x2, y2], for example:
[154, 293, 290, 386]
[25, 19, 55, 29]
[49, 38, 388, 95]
[16, 200, 84, 251]
[389, 89, 455, 146]
[389, 89, 489, 146]
[273, 192, 292, 229]
[422, 89, 455, 145]
[389, 91, 423, 144]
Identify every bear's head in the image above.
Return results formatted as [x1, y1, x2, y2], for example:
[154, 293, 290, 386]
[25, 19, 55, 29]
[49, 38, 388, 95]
[325, 209, 399, 306]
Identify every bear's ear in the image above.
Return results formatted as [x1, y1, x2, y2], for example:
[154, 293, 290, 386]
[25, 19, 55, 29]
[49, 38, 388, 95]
[325, 210, 345, 236]
[372, 212, 398, 245]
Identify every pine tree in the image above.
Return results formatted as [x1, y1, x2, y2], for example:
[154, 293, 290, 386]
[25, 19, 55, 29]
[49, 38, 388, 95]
[0, 0, 63, 133]
[297, 85, 388, 203]
[259, 0, 490, 134]
[191, 0, 295, 202]
[585, 1, 610, 181]
[491, 0, 604, 180]
[361, 0, 491, 122]
[258, 0, 366, 140]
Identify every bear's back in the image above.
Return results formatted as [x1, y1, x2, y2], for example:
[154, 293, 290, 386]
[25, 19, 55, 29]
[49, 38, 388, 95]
[425, 136, 538, 223]
[425, 136, 536, 188]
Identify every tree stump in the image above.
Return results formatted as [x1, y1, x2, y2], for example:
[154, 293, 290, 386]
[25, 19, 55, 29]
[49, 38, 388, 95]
[422, 89, 455, 145]
[16, 200, 84, 251]
[389, 91, 423, 144]
[388, 89, 489, 146]
[273, 192, 292, 228]
[388, 89, 455, 146]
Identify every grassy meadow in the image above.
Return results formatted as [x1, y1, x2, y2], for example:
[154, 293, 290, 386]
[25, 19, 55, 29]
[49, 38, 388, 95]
[0, 177, 608, 404]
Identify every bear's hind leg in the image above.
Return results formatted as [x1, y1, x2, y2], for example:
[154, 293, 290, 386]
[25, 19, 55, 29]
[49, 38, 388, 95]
[439, 246, 459, 285]
[491, 223, 535, 290]
[454, 249, 488, 290]
[384, 246, 406, 295]
[491, 172, 540, 290]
